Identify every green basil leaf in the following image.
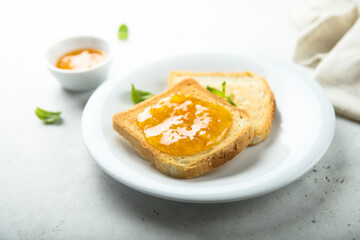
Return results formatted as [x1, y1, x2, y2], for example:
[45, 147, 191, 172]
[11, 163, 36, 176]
[131, 84, 154, 104]
[35, 108, 62, 124]
[118, 24, 128, 40]
[206, 86, 225, 98]
[226, 96, 237, 106]
[207, 82, 236, 106]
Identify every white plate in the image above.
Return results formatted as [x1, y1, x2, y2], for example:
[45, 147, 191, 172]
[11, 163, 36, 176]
[82, 52, 335, 203]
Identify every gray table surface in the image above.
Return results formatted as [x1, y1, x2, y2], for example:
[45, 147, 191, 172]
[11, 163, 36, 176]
[2, 0, 360, 239]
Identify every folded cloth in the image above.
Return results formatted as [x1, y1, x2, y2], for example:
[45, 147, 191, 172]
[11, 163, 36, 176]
[292, 2, 358, 67]
[291, 0, 360, 122]
[315, 17, 360, 122]
[289, 0, 358, 29]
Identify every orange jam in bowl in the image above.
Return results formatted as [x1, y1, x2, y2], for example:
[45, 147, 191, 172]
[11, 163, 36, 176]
[137, 94, 233, 156]
[56, 48, 105, 70]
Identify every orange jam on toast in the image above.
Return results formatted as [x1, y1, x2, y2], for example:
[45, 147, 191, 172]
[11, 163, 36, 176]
[137, 94, 232, 156]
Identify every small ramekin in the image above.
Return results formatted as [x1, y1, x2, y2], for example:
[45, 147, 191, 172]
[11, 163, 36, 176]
[45, 36, 113, 91]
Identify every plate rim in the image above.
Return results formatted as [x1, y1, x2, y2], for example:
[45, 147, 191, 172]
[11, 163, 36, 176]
[81, 51, 335, 203]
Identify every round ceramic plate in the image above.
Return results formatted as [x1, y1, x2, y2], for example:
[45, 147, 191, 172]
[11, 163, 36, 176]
[82, 52, 335, 203]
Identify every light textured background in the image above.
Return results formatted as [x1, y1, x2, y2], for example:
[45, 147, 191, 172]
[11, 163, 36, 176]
[2, 0, 360, 239]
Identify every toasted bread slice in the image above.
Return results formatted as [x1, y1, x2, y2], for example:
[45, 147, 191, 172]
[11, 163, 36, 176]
[168, 71, 275, 145]
[113, 79, 254, 179]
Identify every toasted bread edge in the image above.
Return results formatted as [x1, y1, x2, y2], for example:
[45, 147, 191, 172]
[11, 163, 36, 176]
[168, 71, 276, 145]
[112, 79, 254, 179]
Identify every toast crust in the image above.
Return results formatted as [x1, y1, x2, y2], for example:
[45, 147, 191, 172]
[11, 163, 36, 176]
[113, 79, 254, 178]
[168, 71, 276, 145]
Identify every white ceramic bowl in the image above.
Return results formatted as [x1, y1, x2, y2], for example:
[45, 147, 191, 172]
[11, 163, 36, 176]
[45, 36, 113, 91]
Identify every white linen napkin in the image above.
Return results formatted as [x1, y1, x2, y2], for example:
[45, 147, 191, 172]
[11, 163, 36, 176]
[290, 0, 358, 29]
[291, 0, 360, 122]
[315, 18, 360, 121]
[292, 1, 358, 67]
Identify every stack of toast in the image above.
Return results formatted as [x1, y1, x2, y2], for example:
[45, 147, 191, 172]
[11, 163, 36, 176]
[113, 71, 275, 179]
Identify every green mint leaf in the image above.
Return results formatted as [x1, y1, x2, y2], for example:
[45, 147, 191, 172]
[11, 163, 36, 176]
[131, 84, 154, 104]
[227, 96, 236, 106]
[206, 82, 236, 106]
[35, 108, 62, 124]
[206, 86, 225, 98]
[118, 24, 128, 40]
